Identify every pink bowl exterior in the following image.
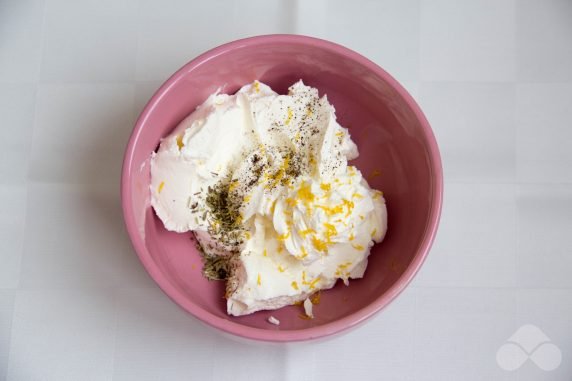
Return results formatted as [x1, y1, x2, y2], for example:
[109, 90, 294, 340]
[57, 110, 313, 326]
[122, 34, 443, 342]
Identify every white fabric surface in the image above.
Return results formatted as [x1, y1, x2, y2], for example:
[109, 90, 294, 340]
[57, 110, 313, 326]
[1, 0, 571, 380]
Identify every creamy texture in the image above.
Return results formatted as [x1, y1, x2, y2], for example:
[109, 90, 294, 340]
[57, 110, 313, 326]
[150, 80, 387, 316]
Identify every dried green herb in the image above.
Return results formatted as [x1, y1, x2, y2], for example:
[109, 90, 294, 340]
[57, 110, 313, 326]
[202, 254, 233, 280]
[204, 178, 245, 249]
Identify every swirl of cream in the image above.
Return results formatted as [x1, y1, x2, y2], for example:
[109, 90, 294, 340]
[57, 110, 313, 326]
[272, 167, 378, 264]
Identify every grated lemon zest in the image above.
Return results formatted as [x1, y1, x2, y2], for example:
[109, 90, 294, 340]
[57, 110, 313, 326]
[372, 190, 383, 200]
[228, 180, 239, 192]
[297, 181, 315, 205]
[299, 228, 316, 238]
[309, 277, 321, 289]
[323, 222, 338, 242]
[176, 135, 184, 150]
[342, 199, 355, 217]
[315, 204, 344, 216]
[311, 235, 328, 252]
[310, 291, 321, 304]
[285, 107, 293, 125]
[277, 231, 290, 241]
[285, 198, 297, 208]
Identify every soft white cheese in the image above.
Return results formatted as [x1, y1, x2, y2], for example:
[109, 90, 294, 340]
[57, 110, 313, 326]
[303, 298, 314, 319]
[267, 316, 280, 325]
[150, 80, 388, 317]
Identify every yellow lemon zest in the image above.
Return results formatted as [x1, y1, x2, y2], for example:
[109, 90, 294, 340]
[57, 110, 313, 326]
[228, 180, 239, 192]
[257, 273, 262, 286]
[285, 198, 297, 208]
[263, 248, 267, 257]
[176, 135, 184, 150]
[158, 181, 165, 193]
[335, 262, 352, 277]
[348, 232, 355, 241]
[291, 281, 299, 290]
[309, 153, 316, 168]
[371, 228, 377, 238]
[323, 223, 338, 242]
[278, 265, 285, 273]
[342, 198, 355, 217]
[285, 106, 293, 125]
[315, 204, 344, 216]
[335, 131, 344, 137]
[298, 228, 316, 238]
[309, 277, 321, 289]
[302, 271, 308, 285]
[253, 80, 260, 93]
[352, 192, 364, 199]
[352, 243, 364, 251]
[277, 231, 290, 241]
[264, 155, 291, 190]
[310, 292, 321, 304]
[297, 181, 315, 204]
[320, 182, 331, 192]
[311, 235, 328, 252]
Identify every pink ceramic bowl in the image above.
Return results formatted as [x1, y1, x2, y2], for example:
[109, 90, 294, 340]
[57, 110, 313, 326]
[122, 34, 442, 342]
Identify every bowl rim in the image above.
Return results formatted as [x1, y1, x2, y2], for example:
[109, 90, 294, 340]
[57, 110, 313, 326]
[121, 34, 443, 342]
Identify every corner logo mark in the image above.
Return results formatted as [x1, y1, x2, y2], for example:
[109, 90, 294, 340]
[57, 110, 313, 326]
[496, 324, 562, 371]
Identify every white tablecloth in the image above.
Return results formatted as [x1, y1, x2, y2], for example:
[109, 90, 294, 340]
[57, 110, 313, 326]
[1, 0, 571, 380]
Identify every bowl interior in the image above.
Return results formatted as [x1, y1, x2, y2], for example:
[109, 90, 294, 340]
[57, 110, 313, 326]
[123, 36, 440, 340]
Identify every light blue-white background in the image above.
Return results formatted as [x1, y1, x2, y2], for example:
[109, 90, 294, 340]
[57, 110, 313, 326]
[1, 0, 571, 380]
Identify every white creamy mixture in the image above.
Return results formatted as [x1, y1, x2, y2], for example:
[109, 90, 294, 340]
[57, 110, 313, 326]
[150, 80, 387, 316]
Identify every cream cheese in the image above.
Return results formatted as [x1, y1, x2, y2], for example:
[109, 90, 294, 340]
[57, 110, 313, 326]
[150, 80, 388, 316]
